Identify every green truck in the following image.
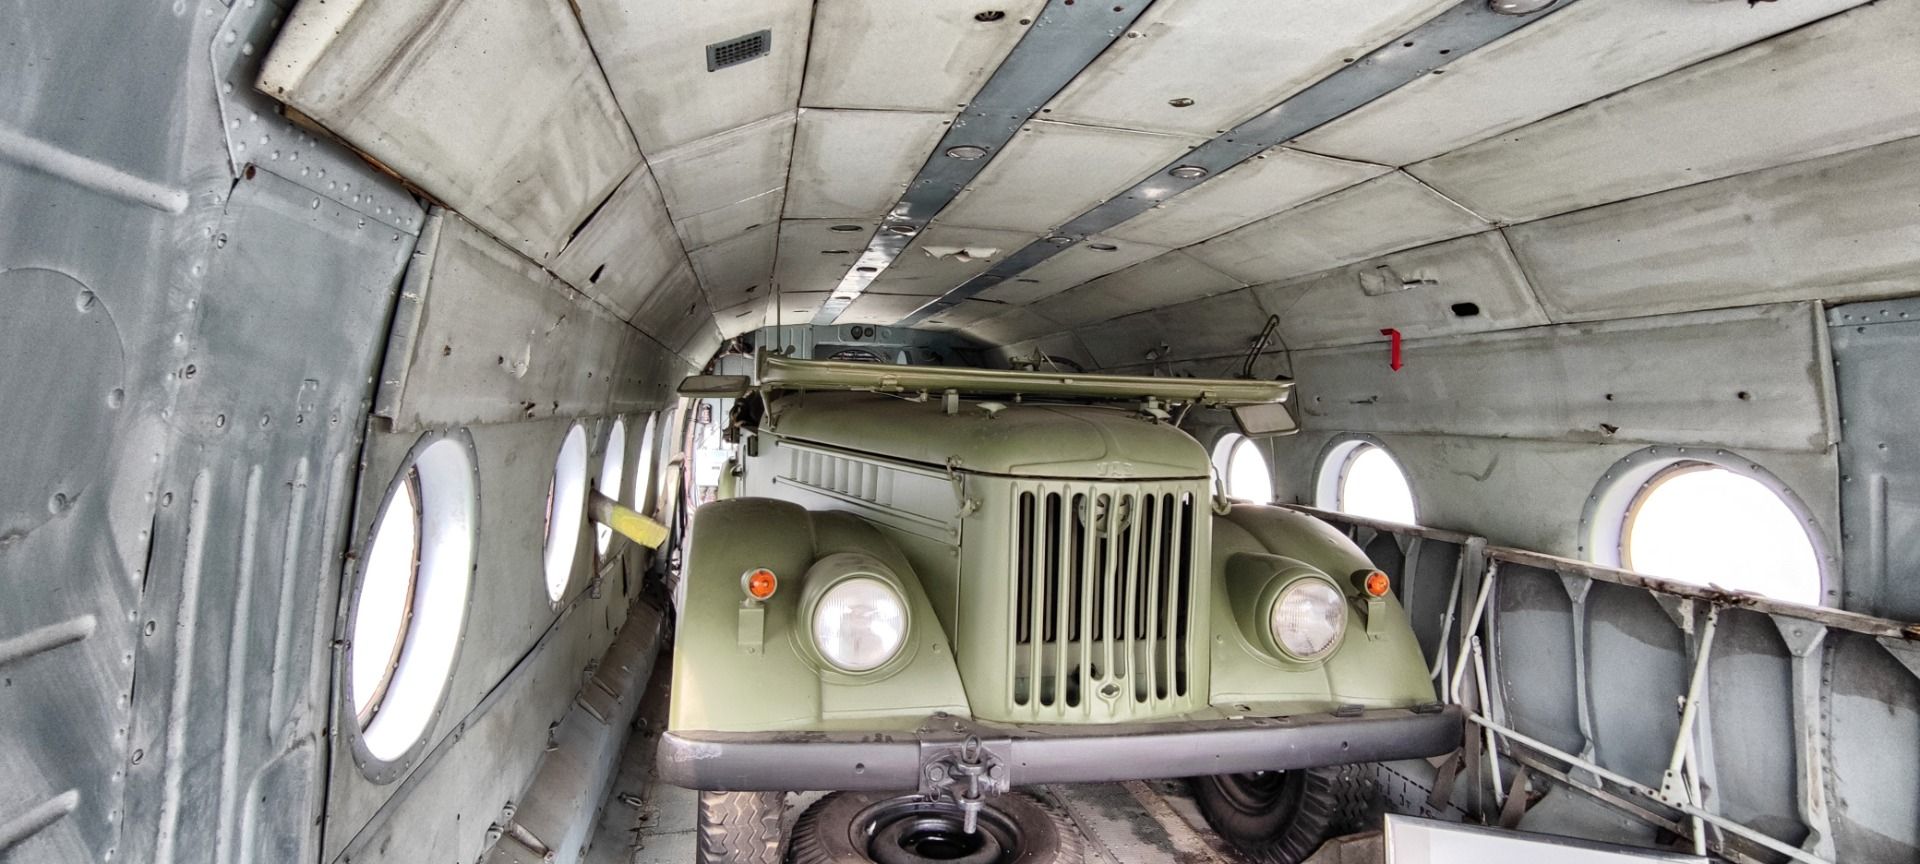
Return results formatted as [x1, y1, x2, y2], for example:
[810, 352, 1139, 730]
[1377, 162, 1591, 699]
[660, 356, 1459, 864]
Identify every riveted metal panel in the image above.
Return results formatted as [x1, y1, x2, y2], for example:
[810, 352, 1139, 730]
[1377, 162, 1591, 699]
[322, 418, 637, 862]
[259, 0, 641, 262]
[1409, 1, 1920, 224]
[1829, 297, 1920, 622]
[1043, 0, 1453, 137]
[801, 0, 1050, 112]
[386, 214, 691, 430]
[121, 168, 416, 864]
[775, 219, 877, 294]
[1704, 609, 1806, 847]
[1826, 632, 1920, 862]
[1492, 567, 1586, 759]
[1583, 583, 1687, 790]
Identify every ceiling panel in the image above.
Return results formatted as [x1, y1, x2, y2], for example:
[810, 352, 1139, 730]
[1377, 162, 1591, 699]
[574, 0, 811, 152]
[974, 236, 1169, 306]
[787, 109, 951, 218]
[630, 261, 717, 364]
[551, 166, 685, 320]
[719, 292, 832, 338]
[1408, 1, 1920, 223]
[774, 219, 879, 295]
[649, 112, 794, 221]
[674, 189, 784, 251]
[1294, 0, 1868, 167]
[803, 0, 1048, 111]
[1252, 231, 1548, 350]
[1075, 289, 1271, 369]
[937, 120, 1205, 234]
[688, 223, 778, 311]
[966, 306, 1072, 347]
[258, 0, 639, 263]
[1041, 0, 1452, 137]
[864, 225, 1039, 298]
[1505, 134, 1920, 324]
[1188, 172, 1487, 285]
[919, 299, 1020, 334]
[839, 293, 944, 326]
[1104, 147, 1388, 247]
[1029, 250, 1243, 327]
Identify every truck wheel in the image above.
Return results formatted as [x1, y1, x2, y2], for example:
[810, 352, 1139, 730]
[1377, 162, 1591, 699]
[1189, 766, 1376, 864]
[788, 792, 1081, 864]
[698, 791, 788, 864]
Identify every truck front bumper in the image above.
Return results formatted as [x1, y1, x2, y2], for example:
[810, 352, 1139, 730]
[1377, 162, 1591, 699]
[657, 704, 1462, 791]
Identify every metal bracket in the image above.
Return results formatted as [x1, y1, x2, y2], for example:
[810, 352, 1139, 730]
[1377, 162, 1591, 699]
[918, 722, 1011, 834]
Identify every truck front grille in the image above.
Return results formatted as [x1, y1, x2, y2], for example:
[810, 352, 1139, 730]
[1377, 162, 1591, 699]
[1008, 482, 1199, 718]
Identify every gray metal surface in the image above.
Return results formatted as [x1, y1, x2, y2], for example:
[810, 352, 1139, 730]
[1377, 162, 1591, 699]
[1829, 297, 1920, 622]
[657, 706, 1461, 791]
[811, 0, 1152, 324]
[891, 0, 1579, 326]
[1300, 505, 1920, 864]
[0, 4, 421, 863]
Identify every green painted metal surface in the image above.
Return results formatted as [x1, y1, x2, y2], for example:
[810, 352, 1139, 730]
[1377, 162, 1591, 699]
[670, 391, 1435, 738]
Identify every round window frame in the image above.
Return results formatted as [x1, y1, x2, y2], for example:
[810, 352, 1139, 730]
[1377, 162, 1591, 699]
[341, 429, 480, 784]
[543, 423, 590, 605]
[1578, 445, 1835, 605]
[630, 412, 657, 517]
[1211, 432, 1274, 503]
[1313, 435, 1418, 523]
[595, 416, 628, 558]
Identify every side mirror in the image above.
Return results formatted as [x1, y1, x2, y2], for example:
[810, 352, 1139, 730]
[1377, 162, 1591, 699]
[1231, 400, 1300, 437]
[677, 374, 753, 398]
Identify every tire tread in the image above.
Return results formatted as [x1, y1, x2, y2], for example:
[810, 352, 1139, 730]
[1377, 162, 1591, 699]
[698, 791, 787, 864]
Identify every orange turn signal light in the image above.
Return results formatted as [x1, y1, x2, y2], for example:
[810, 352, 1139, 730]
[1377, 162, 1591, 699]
[1362, 570, 1391, 598]
[743, 568, 778, 601]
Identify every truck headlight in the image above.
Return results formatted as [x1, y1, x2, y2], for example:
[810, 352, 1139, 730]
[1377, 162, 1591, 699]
[1270, 579, 1346, 661]
[812, 577, 907, 672]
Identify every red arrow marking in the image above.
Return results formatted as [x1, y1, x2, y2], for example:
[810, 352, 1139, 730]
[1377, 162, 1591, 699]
[1380, 328, 1403, 371]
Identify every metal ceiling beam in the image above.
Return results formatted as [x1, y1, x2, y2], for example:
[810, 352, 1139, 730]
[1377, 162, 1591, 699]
[892, 0, 1581, 329]
[811, 0, 1156, 325]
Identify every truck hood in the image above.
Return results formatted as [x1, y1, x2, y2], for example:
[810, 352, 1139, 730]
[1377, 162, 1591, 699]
[765, 392, 1211, 480]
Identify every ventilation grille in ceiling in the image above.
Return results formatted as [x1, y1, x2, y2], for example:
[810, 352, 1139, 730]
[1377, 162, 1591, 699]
[706, 30, 771, 72]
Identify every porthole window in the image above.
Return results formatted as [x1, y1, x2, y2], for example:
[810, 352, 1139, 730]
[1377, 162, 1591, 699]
[1316, 438, 1417, 525]
[631, 413, 656, 516]
[595, 417, 627, 556]
[1585, 449, 1826, 606]
[1212, 433, 1273, 503]
[347, 434, 477, 768]
[543, 424, 589, 603]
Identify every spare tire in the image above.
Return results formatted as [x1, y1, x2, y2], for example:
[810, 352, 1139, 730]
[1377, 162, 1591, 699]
[788, 792, 1081, 864]
[1189, 765, 1377, 864]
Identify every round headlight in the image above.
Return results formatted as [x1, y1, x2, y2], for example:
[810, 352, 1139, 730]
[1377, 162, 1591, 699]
[812, 577, 908, 672]
[1270, 579, 1346, 660]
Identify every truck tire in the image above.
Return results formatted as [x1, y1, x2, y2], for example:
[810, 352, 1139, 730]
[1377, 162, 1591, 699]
[698, 791, 788, 864]
[788, 792, 1081, 864]
[1189, 765, 1376, 864]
